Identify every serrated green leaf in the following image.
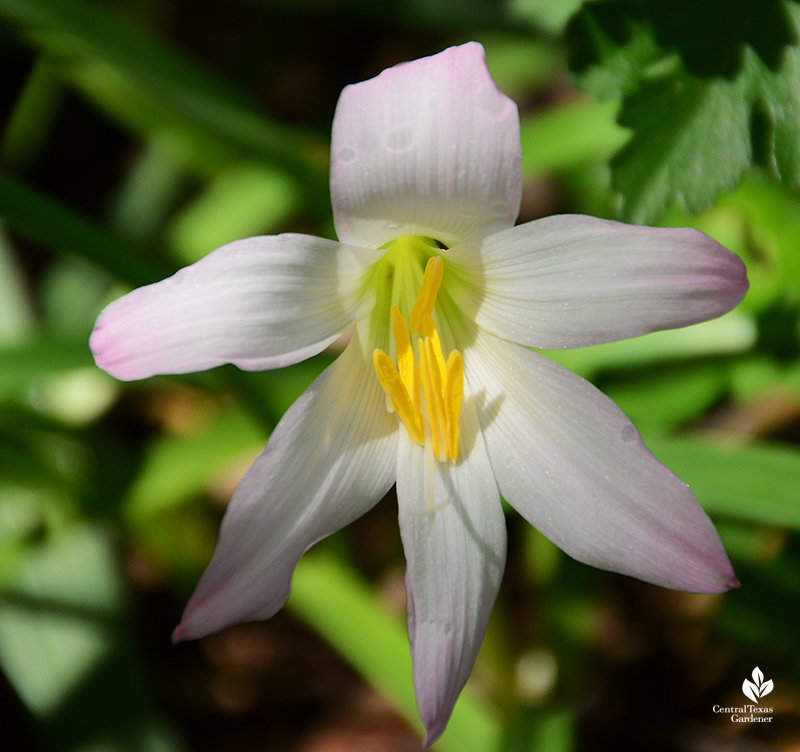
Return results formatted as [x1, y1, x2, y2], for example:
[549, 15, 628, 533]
[571, 0, 800, 94]
[568, 0, 661, 99]
[569, 0, 800, 222]
[644, 0, 798, 79]
[612, 68, 753, 223]
[615, 32, 800, 223]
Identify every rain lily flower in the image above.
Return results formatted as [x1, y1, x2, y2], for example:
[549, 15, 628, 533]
[91, 43, 747, 746]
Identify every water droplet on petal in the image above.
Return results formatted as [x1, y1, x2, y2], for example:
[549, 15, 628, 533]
[384, 221, 401, 230]
[621, 424, 637, 443]
[338, 147, 356, 163]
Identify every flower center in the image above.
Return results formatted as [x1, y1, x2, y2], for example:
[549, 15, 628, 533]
[372, 255, 463, 461]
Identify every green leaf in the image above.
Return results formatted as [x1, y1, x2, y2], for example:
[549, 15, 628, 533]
[0, 228, 35, 344]
[571, 0, 799, 87]
[509, 0, 584, 34]
[288, 551, 501, 752]
[33, 369, 118, 425]
[521, 98, 629, 175]
[613, 35, 800, 223]
[509, 708, 576, 752]
[168, 163, 299, 264]
[0, 0, 328, 206]
[568, 0, 661, 99]
[110, 135, 189, 245]
[1, 54, 64, 171]
[721, 174, 800, 291]
[0, 173, 169, 286]
[543, 310, 756, 380]
[125, 408, 266, 521]
[649, 437, 800, 530]
[0, 524, 123, 716]
[68, 61, 235, 178]
[643, 0, 797, 79]
[611, 68, 753, 223]
[569, 0, 800, 223]
[603, 363, 728, 432]
[0, 336, 95, 394]
[715, 520, 786, 565]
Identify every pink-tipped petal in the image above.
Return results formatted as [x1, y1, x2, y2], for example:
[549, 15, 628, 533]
[448, 215, 748, 349]
[91, 234, 377, 381]
[396, 401, 506, 747]
[464, 327, 737, 593]
[173, 329, 396, 641]
[330, 42, 522, 248]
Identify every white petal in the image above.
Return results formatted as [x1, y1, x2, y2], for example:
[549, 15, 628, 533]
[330, 42, 522, 248]
[396, 400, 506, 748]
[464, 327, 737, 593]
[91, 234, 378, 381]
[447, 215, 748, 349]
[173, 330, 397, 641]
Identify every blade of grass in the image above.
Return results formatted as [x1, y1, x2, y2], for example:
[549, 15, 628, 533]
[2, 54, 64, 171]
[650, 437, 800, 531]
[0, 0, 329, 210]
[0, 173, 170, 285]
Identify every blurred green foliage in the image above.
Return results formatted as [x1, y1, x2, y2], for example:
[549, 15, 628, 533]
[1, 0, 800, 751]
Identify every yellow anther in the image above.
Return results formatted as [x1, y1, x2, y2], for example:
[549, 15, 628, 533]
[423, 313, 446, 385]
[409, 256, 444, 334]
[391, 306, 420, 414]
[444, 351, 463, 460]
[373, 350, 423, 444]
[420, 337, 448, 461]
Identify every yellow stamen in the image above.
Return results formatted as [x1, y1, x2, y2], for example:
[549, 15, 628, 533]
[409, 256, 444, 334]
[423, 313, 447, 385]
[391, 306, 420, 415]
[373, 350, 423, 444]
[372, 250, 463, 462]
[420, 338, 448, 460]
[444, 351, 463, 460]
